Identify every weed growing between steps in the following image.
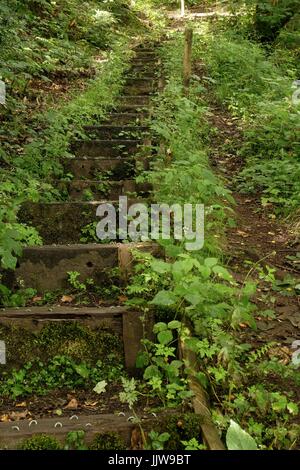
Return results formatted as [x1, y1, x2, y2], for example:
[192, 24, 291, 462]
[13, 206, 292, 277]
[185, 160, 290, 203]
[192, 23, 300, 216]
[128, 34, 300, 449]
[0, 266, 124, 307]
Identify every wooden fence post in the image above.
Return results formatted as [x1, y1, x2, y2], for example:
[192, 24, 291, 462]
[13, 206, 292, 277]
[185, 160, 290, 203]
[183, 27, 193, 95]
[180, 0, 185, 17]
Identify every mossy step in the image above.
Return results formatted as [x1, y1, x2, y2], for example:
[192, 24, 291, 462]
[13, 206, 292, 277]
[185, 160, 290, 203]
[123, 79, 155, 96]
[118, 95, 150, 105]
[116, 103, 151, 112]
[134, 51, 158, 58]
[61, 179, 151, 200]
[131, 57, 159, 64]
[125, 76, 156, 83]
[83, 125, 149, 140]
[3, 242, 157, 293]
[18, 199, 148, 244]
[104, 112, 150, 125]
[133, 44, 158, 53]
[0, 305, 147, 370]
[128, 63, 160, 75]
[64, 156, 137, 179]
[72, 139, 143, 158]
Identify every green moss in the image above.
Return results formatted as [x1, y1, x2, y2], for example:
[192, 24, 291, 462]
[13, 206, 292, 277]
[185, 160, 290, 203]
[20, 434, 62, 450]
[0, 321, 123, 371]
[89, 432, 126, 450]
[162, 414, 203, 451]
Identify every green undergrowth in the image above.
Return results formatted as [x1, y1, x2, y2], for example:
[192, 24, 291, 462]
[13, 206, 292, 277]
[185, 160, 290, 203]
[0, 1, 142, 274]
[0, 322, 123, 398]
[127, 32, 300, 449]
[192, 22, 300, 215]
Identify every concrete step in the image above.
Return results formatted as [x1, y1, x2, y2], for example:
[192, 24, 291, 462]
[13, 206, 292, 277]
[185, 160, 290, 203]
[131, 57, 159, 64]
[61, 179, 152, 200]
[118, 95, 150, 106]
[115, 102, 150, 113]
[4, 242, 158, 293]
[128, 63, 160, 75]
[104, 112, 150, 125]
[134, 51, 158, 59]
[64, 156, 136, 179]
[133, 44, 159, 53]
[18, 199, 148, 244]
[0, 305, 150, 371]
[82, 125, 149, 140]
[72, 139, 142, 158]
[124, 78, 155, 95]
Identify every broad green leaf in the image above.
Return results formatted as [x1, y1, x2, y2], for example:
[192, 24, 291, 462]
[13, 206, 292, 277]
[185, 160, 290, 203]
[212, 265, 232, 282]
[184, 292, 203, 306]
[144, 365, 161, 380]
[136, 351, 149, 368]
[198, 265, 211, 279]
[153, 322, 168, 333]
[151, 260, 171, 274]
[150, 290, 177, 306]
[204, 257, 218, 268]
[157, 329, 173, 345]
[226, 420, 258, 450]
[195, 372, 209, 389]
[168, 320, 182, 330]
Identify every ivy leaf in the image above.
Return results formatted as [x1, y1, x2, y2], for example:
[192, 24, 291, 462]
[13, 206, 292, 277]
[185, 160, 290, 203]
[93, 380, 107, 395]
[150, 290, 178, 306]
[226, 420, 258, 450]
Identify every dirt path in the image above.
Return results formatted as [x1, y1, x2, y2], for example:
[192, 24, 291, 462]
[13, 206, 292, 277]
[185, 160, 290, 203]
[208, 100, 300, 353]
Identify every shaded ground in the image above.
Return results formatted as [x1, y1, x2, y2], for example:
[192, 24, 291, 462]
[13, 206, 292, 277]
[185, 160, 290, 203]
[207, 99, 300, 352]
[0, 384, 161, 421]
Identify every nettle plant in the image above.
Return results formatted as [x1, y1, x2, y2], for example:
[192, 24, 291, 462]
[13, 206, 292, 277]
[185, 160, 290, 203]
[136, 320, 193, 406]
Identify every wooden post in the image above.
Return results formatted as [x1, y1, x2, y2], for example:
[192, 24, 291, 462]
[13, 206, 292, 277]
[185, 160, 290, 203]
[180, 0, 185, 17]
[183, 27, 193, 95]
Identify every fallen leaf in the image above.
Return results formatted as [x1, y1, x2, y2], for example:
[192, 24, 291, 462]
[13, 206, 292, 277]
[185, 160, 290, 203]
[64, 398, 78, 409]
[0, 414, 10, 422]
[15, 402, 27, 407]
[85, 400, 98, 407]
[84, 400, 98, 408]
[32, 296, 42, 303]
[54, 409, 63, 416]
[10, 410, 30, 420]
[118, 295, 128, 303]
[236, 230, 249, 238]
[61, 295, 74, 303]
